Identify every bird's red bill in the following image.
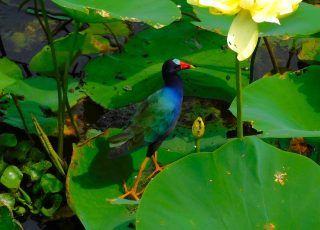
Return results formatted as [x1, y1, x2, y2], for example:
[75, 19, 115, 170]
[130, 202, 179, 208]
[180, 61, 192, 70]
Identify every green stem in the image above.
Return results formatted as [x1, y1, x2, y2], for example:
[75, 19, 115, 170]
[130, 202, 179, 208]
[18, 187, 32, 205]
[39, 0, 64, 158]
[236, 54, 243, 139]
[62, 21, 81, 140]
[66, 95, 80, 139]
[263, 37, 280, 74]
[10, 94, 34, 143]
[286, 38, 296, 69]
[195, 138, 200, 153]
[103, 22, 123, 52]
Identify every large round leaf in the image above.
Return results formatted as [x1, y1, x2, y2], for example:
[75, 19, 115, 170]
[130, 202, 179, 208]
[162, 123, 228, 154]
[229, 65, 320, 138]
[2, 100, 58, 136]
[6, 77, 84, 112]
[29, 33, 86, 75]
[84, 21, 250, 109]
[52, 0, 181, 29]
[67, 129, 185, 229]
[136, 136, 320, 229]
[0, 58, 23, 92]
[192, 3, 320, 37]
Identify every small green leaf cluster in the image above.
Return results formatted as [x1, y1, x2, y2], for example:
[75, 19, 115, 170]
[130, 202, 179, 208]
[0, 133, 63, 227]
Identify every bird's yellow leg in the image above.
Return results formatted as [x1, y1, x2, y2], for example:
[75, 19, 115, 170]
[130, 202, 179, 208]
[147, 151, 165, 180]
[118, 156, 150, 200]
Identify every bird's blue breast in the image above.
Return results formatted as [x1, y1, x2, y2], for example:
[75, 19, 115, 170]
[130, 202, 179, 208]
[143, 86, 183, 143]
[159, 87, 183, 118]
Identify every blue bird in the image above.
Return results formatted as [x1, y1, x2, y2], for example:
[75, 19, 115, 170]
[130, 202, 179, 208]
[108, 59, 194, 200]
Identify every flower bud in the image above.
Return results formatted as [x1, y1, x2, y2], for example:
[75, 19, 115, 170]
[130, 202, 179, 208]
[192, 117, 205, 139]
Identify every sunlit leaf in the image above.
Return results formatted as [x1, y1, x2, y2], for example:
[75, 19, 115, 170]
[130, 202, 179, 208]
[137, 136, 320, 229]
[67, 129, 184, 229]
[0, 58, 23, 92]
[1, 100, 58, 136]
[6, 77, 84, 112]
[29, 33, 86, 75]
[297, 37, 320, 64]
[52, 0, 181, 29]
[84, 21, 250, 109]
[229, 65, 320, 138]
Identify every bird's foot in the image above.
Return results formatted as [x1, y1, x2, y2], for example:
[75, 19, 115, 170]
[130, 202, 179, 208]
[117, 182, 144, 201]
[147, 161, 165, 180]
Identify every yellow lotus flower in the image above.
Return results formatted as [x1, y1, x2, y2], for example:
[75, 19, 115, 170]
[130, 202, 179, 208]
[188, 0, 302, 61]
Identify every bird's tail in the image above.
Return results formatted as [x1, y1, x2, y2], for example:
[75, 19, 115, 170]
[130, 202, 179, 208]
[107, 131, 132, 159]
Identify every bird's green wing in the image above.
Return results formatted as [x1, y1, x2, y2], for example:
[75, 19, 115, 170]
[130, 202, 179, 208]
[130, 89, 178, 144]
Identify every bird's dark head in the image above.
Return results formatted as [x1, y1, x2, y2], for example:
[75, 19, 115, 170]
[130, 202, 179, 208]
[162, 59, 194, 86]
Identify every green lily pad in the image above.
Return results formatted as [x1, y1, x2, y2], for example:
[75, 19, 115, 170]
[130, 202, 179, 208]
[192, 3, 320, 37]
[67, 130, 185, 229]
[6, 77, 84, 112]
[1, 100, 58, 136]
[229, 65, 320, 138]
[40, 173, 63, 194]
[297, 37, 320, 64]
[0, 58, 23, 92]
[137, 136, 320, 229]
[0, 206, 22, 230]
[192, 8, 233, 35]
[0, 134, 17, 148]
[162, 123, 228, 154]
[1, 166, 23, 189]
[259, 3, 320, 37]
[84, 21, 250, 109]
[84, 21, 130, 39]
[30, 33, 86, 75]
[52, 0, 181, 28]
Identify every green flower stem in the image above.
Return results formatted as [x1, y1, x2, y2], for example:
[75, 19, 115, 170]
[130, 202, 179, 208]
[236, 55, 243, 139]
[66, 95, 80, 139]
[63, 21, 81, 139]
[38, 0, 64, 159]
[286, 38, 296, 69]
[195, 138, 200, 153]
[10, 94, 34, 143]
[263, 37, 280, 74]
